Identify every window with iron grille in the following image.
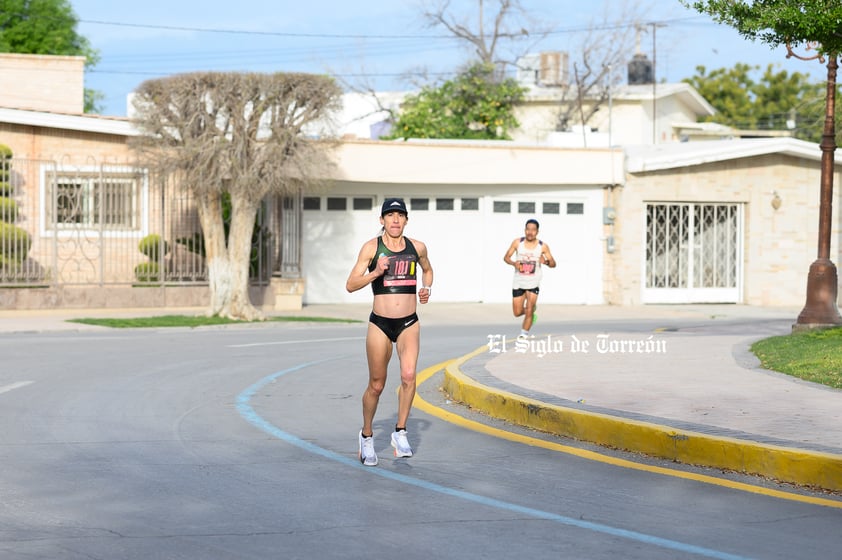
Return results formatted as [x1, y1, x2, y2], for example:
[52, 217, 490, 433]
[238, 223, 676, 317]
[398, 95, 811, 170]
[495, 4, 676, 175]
[645, 203, 739, 290]
[47, 173, 140, 231]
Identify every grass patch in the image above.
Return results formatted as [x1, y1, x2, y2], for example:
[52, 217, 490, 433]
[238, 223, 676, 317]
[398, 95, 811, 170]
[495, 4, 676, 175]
[751, 327, 842, 389]
[67, 315, 361, 329]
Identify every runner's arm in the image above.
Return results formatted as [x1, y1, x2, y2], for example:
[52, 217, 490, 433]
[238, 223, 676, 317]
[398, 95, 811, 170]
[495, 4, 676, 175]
[503, 239, 520, 269]
[345, 239, 386, 293]
[541, 243, 557, 268]
[414, 239, 433, 304]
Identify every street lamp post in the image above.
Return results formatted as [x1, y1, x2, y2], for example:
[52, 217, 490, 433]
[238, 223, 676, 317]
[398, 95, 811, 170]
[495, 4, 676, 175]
[791, 44, 842, 331]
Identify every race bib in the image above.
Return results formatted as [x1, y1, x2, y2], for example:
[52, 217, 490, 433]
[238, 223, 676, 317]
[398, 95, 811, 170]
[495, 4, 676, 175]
[382, 254, 418, 287]
[519, 259, 537, 275]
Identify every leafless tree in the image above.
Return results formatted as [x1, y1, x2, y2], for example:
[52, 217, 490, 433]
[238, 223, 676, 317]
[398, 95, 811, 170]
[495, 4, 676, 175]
[420, 0, 549, 80]
[420, 0, 648, 132]
[130, 72, 342, 321]
[555, 2, 648, 132]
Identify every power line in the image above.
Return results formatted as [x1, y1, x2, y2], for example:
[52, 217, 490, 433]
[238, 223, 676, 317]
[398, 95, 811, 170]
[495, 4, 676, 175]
[75, 15, 709, 41]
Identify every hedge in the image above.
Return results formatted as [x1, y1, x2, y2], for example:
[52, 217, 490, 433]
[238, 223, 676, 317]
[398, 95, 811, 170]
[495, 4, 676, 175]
[0, 221, 32, 261]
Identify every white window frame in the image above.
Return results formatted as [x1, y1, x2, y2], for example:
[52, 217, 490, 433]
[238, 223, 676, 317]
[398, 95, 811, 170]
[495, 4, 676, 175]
[40, 165, 149, 238]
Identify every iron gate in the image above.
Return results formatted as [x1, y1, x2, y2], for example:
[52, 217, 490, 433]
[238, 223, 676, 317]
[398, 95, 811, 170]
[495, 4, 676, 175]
[644, 202, 742, 303]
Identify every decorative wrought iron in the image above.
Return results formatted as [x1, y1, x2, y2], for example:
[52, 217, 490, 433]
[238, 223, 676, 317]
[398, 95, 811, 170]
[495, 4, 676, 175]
[0, 156, 283, 288]
[646, 203, 739, 291]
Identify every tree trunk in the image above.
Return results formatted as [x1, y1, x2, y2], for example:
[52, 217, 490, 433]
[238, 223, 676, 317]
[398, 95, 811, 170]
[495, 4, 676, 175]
[195, 188, 264, 321]
[196, 190, 234, 318]
[226, 195, 263, 321]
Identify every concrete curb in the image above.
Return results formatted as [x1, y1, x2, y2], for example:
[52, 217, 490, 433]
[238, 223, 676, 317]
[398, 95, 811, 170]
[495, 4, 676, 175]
[442, 345, 842, 492]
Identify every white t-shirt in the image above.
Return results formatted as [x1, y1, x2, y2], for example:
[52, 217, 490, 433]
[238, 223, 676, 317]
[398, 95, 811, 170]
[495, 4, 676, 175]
[512, 237, 543, 289]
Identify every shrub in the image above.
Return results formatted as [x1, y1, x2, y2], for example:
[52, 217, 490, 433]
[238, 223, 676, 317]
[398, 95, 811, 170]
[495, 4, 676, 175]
[176, 232, 205, 256]
[134, 262, 160, 283]
[0, 196, 19, 222]
[0, 182, 10, 197]
[0, 253, 19, 274]
[0, 222, 31, 262]
[0, 143, 11, 184]
[138, 233, 169, 262]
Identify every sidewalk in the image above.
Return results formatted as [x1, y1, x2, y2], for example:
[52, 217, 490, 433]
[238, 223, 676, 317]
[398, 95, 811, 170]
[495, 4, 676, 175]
[2, 303, 841, 491]
[436, 304, 842, 492]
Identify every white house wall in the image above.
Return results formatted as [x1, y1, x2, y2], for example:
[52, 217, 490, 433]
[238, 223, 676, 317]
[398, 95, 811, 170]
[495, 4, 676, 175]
[332, 140, 623, 185]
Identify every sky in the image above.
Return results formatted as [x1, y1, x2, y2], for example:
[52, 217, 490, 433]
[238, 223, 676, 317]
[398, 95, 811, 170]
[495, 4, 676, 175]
[69, 0, 828, 117]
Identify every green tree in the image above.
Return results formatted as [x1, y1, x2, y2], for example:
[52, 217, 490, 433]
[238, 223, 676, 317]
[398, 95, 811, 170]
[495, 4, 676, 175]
[389, 63, 525, 140]
[685, 0, 842, 327]
[0, 0, 102, 113]
[685, 1, 842, 144]
[684, 63, 827, 142]
[684, 1, 842, 55]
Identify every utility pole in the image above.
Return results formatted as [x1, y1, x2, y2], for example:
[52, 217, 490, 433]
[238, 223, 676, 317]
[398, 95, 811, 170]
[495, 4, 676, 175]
[650, 22, 666, 144]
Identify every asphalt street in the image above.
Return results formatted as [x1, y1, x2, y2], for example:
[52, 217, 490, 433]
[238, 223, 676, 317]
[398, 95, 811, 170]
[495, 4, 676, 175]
[1, 313, 840, 559]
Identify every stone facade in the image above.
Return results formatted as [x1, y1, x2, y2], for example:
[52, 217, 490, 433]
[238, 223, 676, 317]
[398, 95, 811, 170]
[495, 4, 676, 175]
[612, 152, 842, 307]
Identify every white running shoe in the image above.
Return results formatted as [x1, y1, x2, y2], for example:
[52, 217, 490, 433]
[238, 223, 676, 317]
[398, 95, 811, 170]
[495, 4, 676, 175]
[391, 430, 413, 458]
[358, 431, 378, 466]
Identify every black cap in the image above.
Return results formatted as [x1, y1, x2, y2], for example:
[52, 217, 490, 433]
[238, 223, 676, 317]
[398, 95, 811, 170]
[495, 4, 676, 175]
[381, 197, 408, 216]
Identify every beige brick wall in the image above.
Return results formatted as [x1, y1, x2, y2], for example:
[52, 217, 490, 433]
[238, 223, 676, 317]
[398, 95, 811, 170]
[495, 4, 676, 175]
[0, 121, 151, 288]
[609, 154, 842, 307]
[0, 122, 133, 163]
[0, 53, 85, 114]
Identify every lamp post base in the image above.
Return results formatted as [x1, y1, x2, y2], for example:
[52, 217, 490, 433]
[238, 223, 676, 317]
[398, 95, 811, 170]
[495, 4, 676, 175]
[793, 258, 842, 332]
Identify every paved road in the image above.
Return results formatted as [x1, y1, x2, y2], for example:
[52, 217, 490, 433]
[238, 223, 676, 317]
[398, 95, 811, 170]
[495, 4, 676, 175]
[1, 314, 840, 559]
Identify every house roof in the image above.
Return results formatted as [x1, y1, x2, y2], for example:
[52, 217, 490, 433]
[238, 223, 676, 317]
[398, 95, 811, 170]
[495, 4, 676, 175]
[625, 137, 835, 173]
[611, 83, 715, 118]
[0, 107, 138, 137]
[523, 82, 716, 119]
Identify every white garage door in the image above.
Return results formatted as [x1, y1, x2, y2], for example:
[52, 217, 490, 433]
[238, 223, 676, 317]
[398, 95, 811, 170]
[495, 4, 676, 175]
[481, 192, 604, 304]
[301, 194, 381, 304]
[301, 190, 604, 305]
[397, 196, 484, 303]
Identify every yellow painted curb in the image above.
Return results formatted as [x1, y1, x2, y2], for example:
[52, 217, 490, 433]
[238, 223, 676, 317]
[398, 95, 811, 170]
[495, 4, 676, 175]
[442, 345, 842, 493]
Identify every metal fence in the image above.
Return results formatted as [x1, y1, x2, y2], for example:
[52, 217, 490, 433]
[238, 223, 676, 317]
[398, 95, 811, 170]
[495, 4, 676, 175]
[0, 156, 286, 288]
[645, 202, 739, 290]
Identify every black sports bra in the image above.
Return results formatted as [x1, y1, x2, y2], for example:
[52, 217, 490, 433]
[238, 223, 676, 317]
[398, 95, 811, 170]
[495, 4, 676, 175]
[368, 236, 419, 295]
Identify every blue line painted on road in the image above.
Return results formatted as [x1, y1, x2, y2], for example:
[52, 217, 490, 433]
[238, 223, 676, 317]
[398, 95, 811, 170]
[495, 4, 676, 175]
[236, 362, 752, 560]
